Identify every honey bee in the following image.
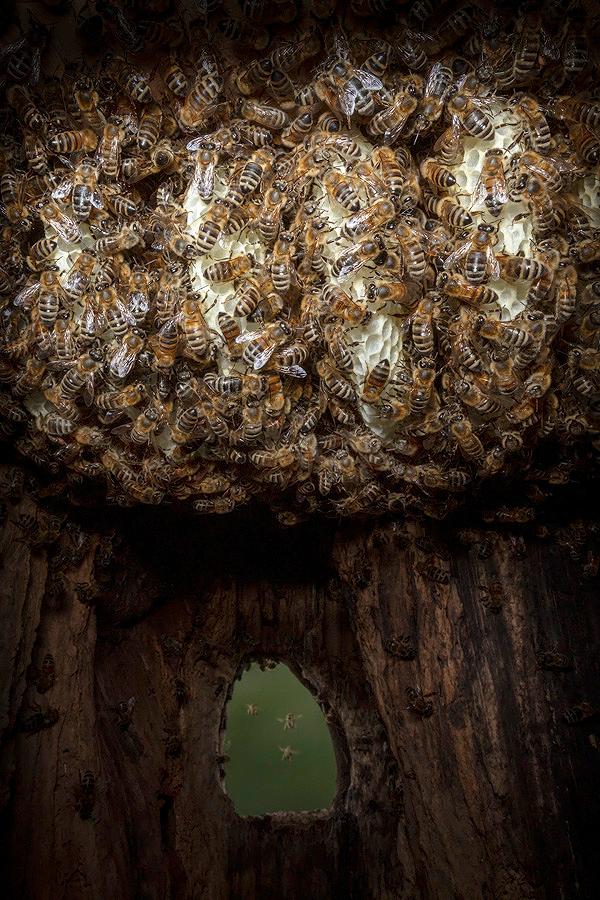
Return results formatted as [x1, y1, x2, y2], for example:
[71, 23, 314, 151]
[1, 173, 33, 231]
[64, 250, 96, 302]
[341, 198, 396, 240]
[203, 254, 253, 284]
[95, 225, 140, 256]
[271, 232, 295, 293]
[446, 91, 494, 141]
[107, 57, 152, 103]
[444, 224, 499, 284]
[26, 237, 57, 271]
[437, 272, 499, 309]
[179, 58, 224, 130]
[552, 96, 600, 131]
[48, 128, 97, 155]
[322, 168, 361, 213]
[185, 140, 219, 202]
[362, 359, 390, 403]
[423, 191, 472, 228]
[7, 85, 45, 131]
[136, 102, 163, 153]
[510, 95, 552, 155]
[52, 160, 104, 221]
[96, 382, 145, 412]
[195, 199, 230, 254]
[238, 147, 275, 196]
[237, 320, 294, 370]
[569, 124, 600, 166]
[281, 110, 315, 148]
[469, 149, 508, 218]
[476, 316, 532, 350]
[411, 293, 441, 356]
[39, 201, 80, 244]
[109, 328, 145, 378]
[96, 122, 123, 179]
[520, 177, 557, 238]
[317, 358, 354, 401]
[162, 55, 188, 98]
[367, 91, 418, 143]
[23, 132, 48, 175]
[331, 237, 382, 280]
[238, 98, 290, 130]
[318, 33, 384, 120]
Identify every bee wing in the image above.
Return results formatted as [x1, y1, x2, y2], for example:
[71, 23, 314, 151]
[109, 343, 137, 378]
[424, 61, 444, 96]
[14, 282, 40, 308]
[186, 137, 208, 151]
[486, 245, 501, 280]
[193, 161, 215, 200]
[253, 345, 276, 370]
[235, 331, 259, 344]
[0, 37, 26, 60]
[340, 83, 357, 117]
[354, 68, 383, 90]
[278, 364, 307, 378]
[51, 179, 73, 201]
[51, 214, 80, 244]
[128, 290, 149, 317]
[31, 48, 41, 86]
[116, 298, 137, 327]
[443, 241, 471, 270]
[337, 255, 362, 279]
[112, 422, 133, 442]
[82, 375, 96, 407]
[90, 191, 104, 210]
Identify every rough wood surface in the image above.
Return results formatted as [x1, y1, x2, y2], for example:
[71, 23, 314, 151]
[0, 463, 599, 899]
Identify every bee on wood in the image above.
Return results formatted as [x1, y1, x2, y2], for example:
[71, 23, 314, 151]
[18, 703, 59, 734]
[406, 687, 434, 718]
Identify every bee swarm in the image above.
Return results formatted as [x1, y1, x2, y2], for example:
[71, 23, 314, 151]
[1, 1, 600, 523]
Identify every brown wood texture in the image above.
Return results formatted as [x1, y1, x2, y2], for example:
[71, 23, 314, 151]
[1, 463, 599, 900]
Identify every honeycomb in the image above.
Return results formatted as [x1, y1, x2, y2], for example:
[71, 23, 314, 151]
[1, 1, 600, 522]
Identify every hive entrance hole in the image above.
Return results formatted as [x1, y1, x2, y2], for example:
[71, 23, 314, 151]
[222, 661, 337, 817]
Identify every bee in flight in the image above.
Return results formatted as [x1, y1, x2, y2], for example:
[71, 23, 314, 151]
[277, 712, 303, 731]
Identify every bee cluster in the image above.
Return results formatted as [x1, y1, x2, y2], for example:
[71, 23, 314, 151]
[1, 1, 600, 522]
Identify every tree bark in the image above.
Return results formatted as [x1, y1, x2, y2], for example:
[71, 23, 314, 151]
[0, 463, 598, 900]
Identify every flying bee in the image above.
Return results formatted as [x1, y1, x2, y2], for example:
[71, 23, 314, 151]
[444, 223, 499, 284]
[236, 320, 294, 370]
[367, 91, 418, 143]
[437, 272, 499, 309]
[238, 98, 290, 130]
[47, 128, 97, 155]
[26, 237, 57, 271]
[470, 149, 508, 218]
[362, 359, 390, 404]
[52, 160, 103, 221]
[203, 254, 253, 284]
[447, 91, 494, 141]
[0, 14, 49, 84]
[185, 140, 220, 201]
[39, 201, 80, 244]
[96, 122, 123, 179]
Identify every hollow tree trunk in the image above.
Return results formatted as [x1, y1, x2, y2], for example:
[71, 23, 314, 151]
[0, 463, 598, 900]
